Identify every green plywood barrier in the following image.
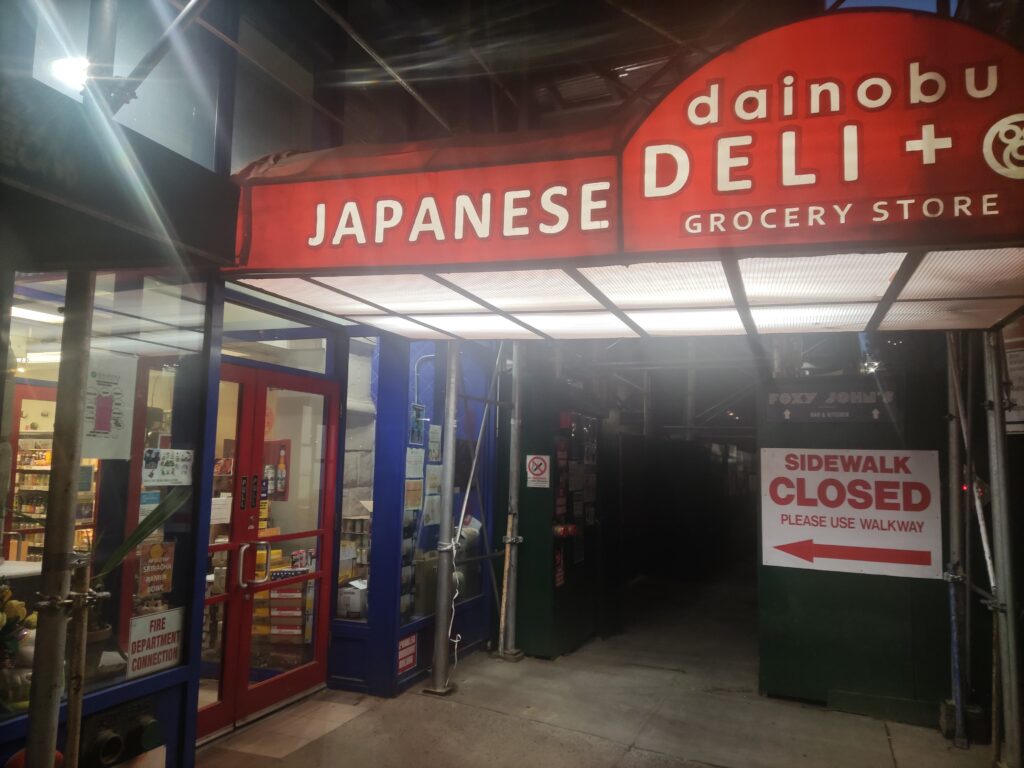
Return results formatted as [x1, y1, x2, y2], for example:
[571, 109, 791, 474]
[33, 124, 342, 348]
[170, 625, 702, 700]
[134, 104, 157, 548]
[515, 354, 603, 659]
[757, 334, 965, 727]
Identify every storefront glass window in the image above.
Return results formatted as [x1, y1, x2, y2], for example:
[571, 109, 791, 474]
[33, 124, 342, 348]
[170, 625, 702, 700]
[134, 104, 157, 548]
[112, 2, 223, 170]
[230, 19, 314, 173]
[222, 302, 327, 374]
[2, 271, 209, 719]
[408, 342, 438, 622]
[337, 337, 377, 622]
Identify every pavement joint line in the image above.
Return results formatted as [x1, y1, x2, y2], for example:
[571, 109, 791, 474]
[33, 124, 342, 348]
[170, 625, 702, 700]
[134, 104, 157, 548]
[625, 684, 671, 752]
[614, 744, 736, 768]
[884, 721, 899, 768]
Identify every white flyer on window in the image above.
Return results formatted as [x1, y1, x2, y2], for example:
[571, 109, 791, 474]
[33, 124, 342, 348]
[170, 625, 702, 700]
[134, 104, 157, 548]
[81, 353, 137, 460]
[405, 447, 425, 479]
[142, 449, 193, 486]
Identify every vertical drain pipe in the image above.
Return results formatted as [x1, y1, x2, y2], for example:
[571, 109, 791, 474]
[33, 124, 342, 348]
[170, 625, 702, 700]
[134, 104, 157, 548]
[983, 332, 1020, 768]
[25, 272, 95, 768]
[946, 334, 967, 748]
[498, 342, 523, 659]
[427, 341, 460, 694]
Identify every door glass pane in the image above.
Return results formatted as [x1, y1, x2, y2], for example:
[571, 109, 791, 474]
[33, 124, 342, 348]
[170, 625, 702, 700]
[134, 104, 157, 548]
[199, 602, 228, 709]
[338, 337, 378, 622]
[261, 388, 325, 536]
[222, 303, 327, 374]
[250, 579, 318, 683]
[211, 380, 240, 546]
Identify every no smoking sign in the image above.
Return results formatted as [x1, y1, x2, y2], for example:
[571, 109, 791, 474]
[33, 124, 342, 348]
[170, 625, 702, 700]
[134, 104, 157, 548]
[526, 455, 550, 488]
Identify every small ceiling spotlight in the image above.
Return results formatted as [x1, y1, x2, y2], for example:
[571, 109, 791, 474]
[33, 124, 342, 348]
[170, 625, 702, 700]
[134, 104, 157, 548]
[860, 357, 881, 375]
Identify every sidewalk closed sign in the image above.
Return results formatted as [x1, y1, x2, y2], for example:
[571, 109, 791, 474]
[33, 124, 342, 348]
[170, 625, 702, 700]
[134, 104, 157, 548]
[761, 448, 941, 579]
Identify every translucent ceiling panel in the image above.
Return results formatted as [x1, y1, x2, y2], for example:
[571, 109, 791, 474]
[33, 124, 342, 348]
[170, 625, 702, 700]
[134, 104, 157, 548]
[752, 304, 876, 333]
[879, 299, 1023, 331]
[344, 315, 452, 339]
[407, 314, 540, 340]
[436, 270, 602, 312]
[899, 249, 1024, 300]
[240, 277, 383, 315]
[740, 253, 905, 304]
[314, 275, 485, 314]
[626, 308, 745, 336]
[579, 261, 732, 309]
[512, 312, 638, 339]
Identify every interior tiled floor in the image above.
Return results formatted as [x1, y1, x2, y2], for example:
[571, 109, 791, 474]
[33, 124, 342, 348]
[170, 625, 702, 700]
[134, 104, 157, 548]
[197, 576, 994, 768]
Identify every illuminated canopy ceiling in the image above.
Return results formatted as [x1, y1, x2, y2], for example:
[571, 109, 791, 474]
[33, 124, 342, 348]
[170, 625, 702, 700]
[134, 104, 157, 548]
[237, 249, 1024, 340]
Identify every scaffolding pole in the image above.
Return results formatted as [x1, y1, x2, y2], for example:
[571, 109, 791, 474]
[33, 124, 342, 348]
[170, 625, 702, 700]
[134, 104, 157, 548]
[427, 342, 460, 694]
[983, 331, 1020, 768]
[498, 342, 523, 659]
[946, 334, 967, 748]
[25, 272, 95, 768]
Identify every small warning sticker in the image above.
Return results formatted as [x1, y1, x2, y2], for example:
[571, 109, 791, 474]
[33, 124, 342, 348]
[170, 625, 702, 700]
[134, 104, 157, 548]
[526, 455, 550, 488]
[397, 634, 417, 674]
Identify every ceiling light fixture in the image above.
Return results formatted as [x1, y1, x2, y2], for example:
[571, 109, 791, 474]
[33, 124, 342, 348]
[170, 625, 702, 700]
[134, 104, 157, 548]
[11, 306, 65, 324]
[26, 351, 62, 363]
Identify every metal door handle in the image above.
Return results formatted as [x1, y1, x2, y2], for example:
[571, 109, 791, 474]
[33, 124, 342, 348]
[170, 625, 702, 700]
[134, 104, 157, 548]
[240, 476, 248, 510]
[251, 475, 260, 509]
[237, 543, 250, 588]
[255, 541, 272, 585]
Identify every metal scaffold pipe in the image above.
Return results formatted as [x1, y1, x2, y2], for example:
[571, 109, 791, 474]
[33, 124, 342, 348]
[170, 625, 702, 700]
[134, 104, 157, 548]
[427, 342, 460, 694]
[945, 333, 967, 749]
[948, 337, 998, 592]
[498, 342, 523, 658]
[25, 272, 95, 768]
[983, 331, 1020, 768]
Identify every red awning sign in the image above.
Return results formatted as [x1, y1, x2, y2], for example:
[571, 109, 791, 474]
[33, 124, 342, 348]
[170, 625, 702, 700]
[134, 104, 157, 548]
[235, 12, 1023, 273]
[622, 13, 1024, 254]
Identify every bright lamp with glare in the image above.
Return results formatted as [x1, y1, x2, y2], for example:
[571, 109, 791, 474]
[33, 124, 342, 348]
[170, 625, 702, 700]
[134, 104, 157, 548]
[50, 57, 89, 91]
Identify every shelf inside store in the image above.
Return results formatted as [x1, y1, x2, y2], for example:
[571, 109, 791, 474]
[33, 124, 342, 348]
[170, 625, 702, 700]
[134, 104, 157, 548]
[10, 522, 96, 534]
[15, 466, 51, 472]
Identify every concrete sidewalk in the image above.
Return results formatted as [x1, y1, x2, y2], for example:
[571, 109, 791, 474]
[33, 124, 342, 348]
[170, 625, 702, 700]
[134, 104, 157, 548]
[198, 577, 991, 768]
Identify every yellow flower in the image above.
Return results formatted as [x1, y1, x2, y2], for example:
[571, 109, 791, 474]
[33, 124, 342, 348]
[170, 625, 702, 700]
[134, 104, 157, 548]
[3, 600, 27, 623]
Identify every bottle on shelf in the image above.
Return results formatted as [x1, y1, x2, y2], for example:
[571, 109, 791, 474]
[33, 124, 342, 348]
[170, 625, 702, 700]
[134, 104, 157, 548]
[276, 447, 287, 495]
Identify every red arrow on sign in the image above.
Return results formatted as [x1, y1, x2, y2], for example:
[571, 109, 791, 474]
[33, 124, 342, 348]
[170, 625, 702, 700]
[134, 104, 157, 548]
[774, 539, 931, 566]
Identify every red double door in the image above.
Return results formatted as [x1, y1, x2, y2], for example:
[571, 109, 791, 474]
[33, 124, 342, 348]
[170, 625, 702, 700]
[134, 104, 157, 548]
[198, 364, 339, 738]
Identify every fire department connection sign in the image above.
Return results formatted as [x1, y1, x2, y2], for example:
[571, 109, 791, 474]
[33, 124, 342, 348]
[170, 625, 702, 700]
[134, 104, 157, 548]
[761, 448, 941, 579]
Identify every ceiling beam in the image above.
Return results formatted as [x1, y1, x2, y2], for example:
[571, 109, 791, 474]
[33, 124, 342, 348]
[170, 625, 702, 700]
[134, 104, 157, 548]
[468, 46, 519, 108]
[592, 67, 636, 102]
[603, 0, 693, 50]
[563, 268, 650, 338]
[994, 299, 1024, 330]
[721, 257, 770, 374]
[426, 274, 552, 341]
[864, 250, 927, 332]
[303, 277, 458, 340]
[312, 0, 453, 134]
